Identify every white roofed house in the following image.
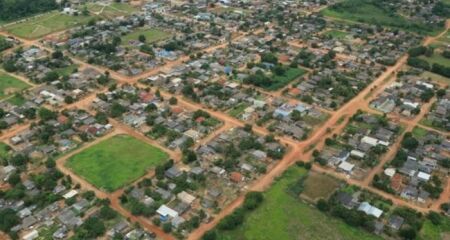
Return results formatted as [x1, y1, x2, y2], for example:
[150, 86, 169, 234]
[157, 205, 178, 221]
[358, 202, 383, 218]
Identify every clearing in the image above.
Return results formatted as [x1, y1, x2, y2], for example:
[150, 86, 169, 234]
[300, 171, 342, 202]
[66, 134, 168, 192]
[217, 166, 381, 240]
[86, 3, 136, 19]
[0, 72, 31, 100]
[5, 11, 95, 39]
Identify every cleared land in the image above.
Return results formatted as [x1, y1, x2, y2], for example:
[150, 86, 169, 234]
[217, 167, 381, 240]
[4, 11, 95, 39]
[322, 0, 443, 35]
[121, 28, 171, 47]
[0, 72, 30, 100]
[419, 53, 450, 68]
[66, 134, 168, 192]
[300, 171, 341, 202]
[421, 71, 450, 85]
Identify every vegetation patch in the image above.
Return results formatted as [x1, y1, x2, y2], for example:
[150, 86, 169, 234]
[66, 134, 169, 192]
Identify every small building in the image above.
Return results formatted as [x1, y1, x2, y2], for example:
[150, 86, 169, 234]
[157, 205, 178, 221]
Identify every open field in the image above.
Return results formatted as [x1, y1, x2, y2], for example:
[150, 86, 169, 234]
[121, 28, 171, 47]
[66, 134, 168, 192]
[0, 72, 31, 100]
[412, 126, 428, 139]
[4, 11, 95, 39]
[217, 166, 381, 240]
[300, 171, 342, 202]
[54, 65, 79, 77]
[322, 0, 442, 35]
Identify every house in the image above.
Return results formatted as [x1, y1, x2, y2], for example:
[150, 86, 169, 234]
[157, 205, 178, 221]
[338, 161, 354, 173]
[230, 172, 243, 183]
[336, 192, 357, 209]
[358, 202, 383, 218]
[388, 215, 404, 230]
[177, 191, 196, 205]
[165, 166, 182, 179]
[23, 230, 39, 240]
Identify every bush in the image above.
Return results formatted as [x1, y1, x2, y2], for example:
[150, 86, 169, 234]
[243, 192, 264, 210]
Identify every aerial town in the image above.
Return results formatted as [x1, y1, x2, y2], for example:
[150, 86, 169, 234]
[0, 0, 449, 239]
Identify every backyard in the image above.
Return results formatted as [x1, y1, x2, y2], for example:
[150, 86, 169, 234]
[65, 134, 169, 192]
[216, 166, 381, 240]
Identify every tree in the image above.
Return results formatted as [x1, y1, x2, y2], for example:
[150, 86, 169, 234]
[182, 149, 197, 164]
[52, 50, 63, 59]
[316, 199, 329, 212]
[243, 192, 264, 210]
[427, 211, 442, 225]
[0, 208, 20, 233]
[99, 206, 117, 220]
[162, 222, 172, 233]
[38, 108, 57, 121]
[202, 230, 217, 240]
[138, 34, 146, 43]
[399, 227, 417, 240]
[64, 95, 74, 104]
[169, 97, 177, 105]
[401, 133, 419, 150]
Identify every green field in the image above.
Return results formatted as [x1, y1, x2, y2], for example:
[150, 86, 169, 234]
[66, 134, 169, 192]
[0, 72, 30, 100]
[412, 126, 428, 139]
[5, 11, 95, 39]
[322, 0, 442, 35]
[54, 65, 79, 77]
[121, 28, 171, 47]
[217, 166, 381, 240]
[269, 67, 307, 91]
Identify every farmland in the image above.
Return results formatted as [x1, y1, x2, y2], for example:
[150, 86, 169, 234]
[66, 134, 169, 192]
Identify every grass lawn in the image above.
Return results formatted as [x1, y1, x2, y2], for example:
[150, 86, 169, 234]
[300, 171, 341, 202]
[321, 0, 442, 35]
[121, 28, 171, 47]
[268, 67, 307, 91]
[217, 166, 381, 240]
[66, 134, 168, 192]
[5, 11, 95, 39]
[0, 72, 30, 100]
